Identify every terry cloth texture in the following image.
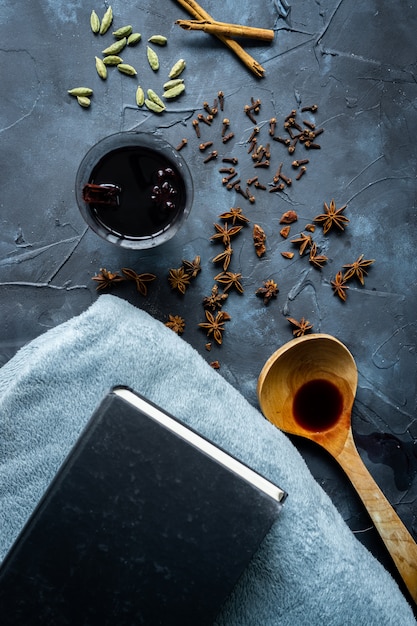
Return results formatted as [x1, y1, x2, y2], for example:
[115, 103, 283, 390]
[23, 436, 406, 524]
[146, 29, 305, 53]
[0, 294, 415, 625]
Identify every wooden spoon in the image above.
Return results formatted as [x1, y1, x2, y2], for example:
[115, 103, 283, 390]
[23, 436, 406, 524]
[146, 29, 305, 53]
[257, 333, 417, 604]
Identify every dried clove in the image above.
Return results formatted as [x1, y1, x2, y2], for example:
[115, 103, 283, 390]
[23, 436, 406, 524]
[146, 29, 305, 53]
[176, 138, 188, 151]
[301, 104, 318, 112]
[203, 150, 218, 163]
[192, 119, 201, 137]
[222, 132, 234, 143]
[199, 141, 213, 151]
[296, 166, 307, 180]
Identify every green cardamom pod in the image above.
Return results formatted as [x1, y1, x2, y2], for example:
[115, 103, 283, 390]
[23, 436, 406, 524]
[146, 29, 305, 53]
[135, 86, 145, 107]
[168, 58, 186, 79]
[102, 55, 123, 66]
[112, 25, 132, 39]
[147, 89, 164, 109]
[117, 63, 137, 76]
[95, 56, 107, 79]
[99, 6, 113, 35]
[77, 96, 91, 108]
[163, 83, 185, 99]
[163, 78, 184, 91]
[127, 32, 141, 46]
[90, 10, 100, 34]
[102, 37, 126, 56]
[148, 35, 167, 46]
[68, 87, 93, 97]
[146, 46, 159, 71]
[144, 98, 165, 114]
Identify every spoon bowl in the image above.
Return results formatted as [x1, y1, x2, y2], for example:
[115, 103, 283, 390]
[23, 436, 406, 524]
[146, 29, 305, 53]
[257, 333, 357, 456]
[257, 333, 417, 605]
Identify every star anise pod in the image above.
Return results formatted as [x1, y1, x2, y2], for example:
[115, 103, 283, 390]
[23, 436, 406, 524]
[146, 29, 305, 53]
[121, 268, 156, 296]
[202, 284, 229, 311]
[214, 271, 244, 293]
[165, 314, 185, 334]
[287, 317, 313, 337]
[218, 207, 250, 226]
[212, 245, 233, 271]
[314, 199, 349, 234]
[291, 232, 312, 255]
[331, 271, 349, 301]
[92, 268, 124, 290]
[182, 255, 201, 278]
[168, 267, 191, 294]
[211, 222, 243, 245]
[343, 254, 375, 285]
[308, 243, 328, 269]
[256, 279, 279, 304]
[198, 310, 231, 345]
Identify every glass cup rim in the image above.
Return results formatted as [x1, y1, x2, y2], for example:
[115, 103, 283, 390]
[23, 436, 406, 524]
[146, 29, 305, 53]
[75, 131, 194, 250]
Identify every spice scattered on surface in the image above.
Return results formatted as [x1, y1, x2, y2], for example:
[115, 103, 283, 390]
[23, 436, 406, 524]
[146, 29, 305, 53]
[253, 223, 266, 257]
[212, 246, 234, 271]
[211, 222, 243, 245]
[198, 310, 231, 345]
[214, 271, 244, 294]
[291, 232, 313, 256]
[308, 243, 328, 269]
[92, 268, 124, 290]
[314, 199, 349, 234]
[176, 138, 188, 151]
[287, 317, 313, 337]
[279, 210, 298, 224]
[256, 279, 279, 304]
[121, 269, 156, 295]
[182, 255, 202, 278]
[218, 207, 250, 226]
[202, 285, 229, 311]
[331, 271, 349, 301]
[99, 6, 113, 35]
[168, 267, 191, 294]
[343, 255, 375, 285]
[165, 314, 186, 334]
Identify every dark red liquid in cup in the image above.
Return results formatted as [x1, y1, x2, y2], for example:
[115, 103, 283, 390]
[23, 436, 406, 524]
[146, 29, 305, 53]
[293, 379, 343, 431]
[85, 146, 186, 239]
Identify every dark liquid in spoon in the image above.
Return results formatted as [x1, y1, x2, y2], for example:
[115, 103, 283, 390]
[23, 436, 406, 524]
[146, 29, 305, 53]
[86, 146, 186, 239]
[293, 379, 343, 431]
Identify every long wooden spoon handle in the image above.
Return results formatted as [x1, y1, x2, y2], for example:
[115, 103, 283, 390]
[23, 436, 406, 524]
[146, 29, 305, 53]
[336, 430, 417, 604]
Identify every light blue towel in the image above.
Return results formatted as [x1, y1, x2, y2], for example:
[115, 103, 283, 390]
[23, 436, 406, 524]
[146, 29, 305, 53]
[0, 295, 415, 625]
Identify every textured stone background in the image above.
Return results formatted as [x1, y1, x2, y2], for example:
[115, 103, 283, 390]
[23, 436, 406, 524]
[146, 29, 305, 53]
[0, 0, 416, 606]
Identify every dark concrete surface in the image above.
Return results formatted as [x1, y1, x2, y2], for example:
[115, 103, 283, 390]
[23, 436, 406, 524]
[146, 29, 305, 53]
[1, 0, 416, 608]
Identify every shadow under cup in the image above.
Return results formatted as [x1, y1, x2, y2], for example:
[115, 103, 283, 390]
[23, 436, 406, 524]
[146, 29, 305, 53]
[75, 132, 194, 249]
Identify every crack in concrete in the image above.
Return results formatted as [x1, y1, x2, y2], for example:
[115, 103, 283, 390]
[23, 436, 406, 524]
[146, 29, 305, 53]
[0, 236, 85, 267]
[46, 228, 89, 284]
[345, 155, 386, 187]
[0, 48, 41, 134]
[345, 176, 414, 205]
[315, 0, 347, 46]
[0, 281, 87, 291]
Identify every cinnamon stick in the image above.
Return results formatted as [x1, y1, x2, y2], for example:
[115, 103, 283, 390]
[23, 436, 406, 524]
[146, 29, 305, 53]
[175, 0, 265, 78]
[176, 19, 274, 42]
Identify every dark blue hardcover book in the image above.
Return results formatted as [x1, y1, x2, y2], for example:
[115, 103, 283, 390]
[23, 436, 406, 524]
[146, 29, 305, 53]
[0, 387, 286, 625]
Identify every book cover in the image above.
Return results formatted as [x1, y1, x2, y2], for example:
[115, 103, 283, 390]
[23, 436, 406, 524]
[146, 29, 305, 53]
[0, 387, 286, 625]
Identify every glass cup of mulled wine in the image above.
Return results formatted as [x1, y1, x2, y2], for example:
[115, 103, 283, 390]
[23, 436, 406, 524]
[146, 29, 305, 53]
[75, 132, 193, 249]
